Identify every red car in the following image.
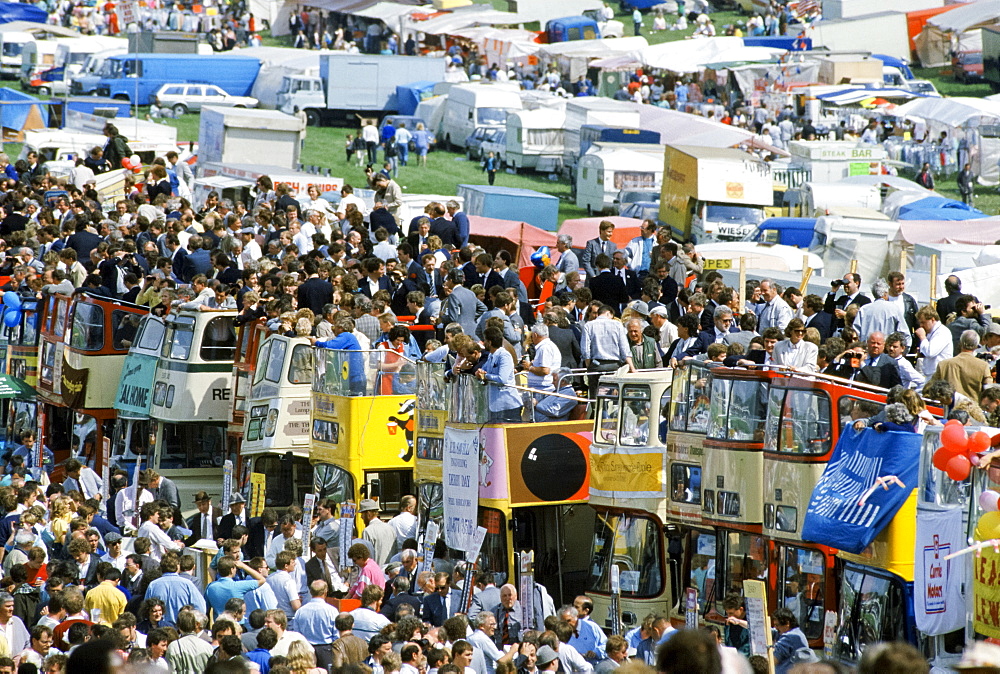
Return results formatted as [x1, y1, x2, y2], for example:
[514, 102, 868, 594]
[953, 51, 984, 84]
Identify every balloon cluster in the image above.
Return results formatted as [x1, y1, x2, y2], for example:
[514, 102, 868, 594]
[932, 419, 992, 481]
[531, 246, 550, 269]
[120, 154, 142, 173]
[0, 291, 22, 328]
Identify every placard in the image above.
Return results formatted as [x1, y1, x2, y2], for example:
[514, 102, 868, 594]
[519, 551, 536, 630]
[301, 493, 316, 552]
[685, 588, 699, 629]
[417, 520, 439, 576]
[338, 502, 356, 571]
[743, 579, 773, 673]
[249, 473, 266, 518]
[443, 428, 479, 552]
[221, 460, 233, 512]
[823, 611, 837, 660]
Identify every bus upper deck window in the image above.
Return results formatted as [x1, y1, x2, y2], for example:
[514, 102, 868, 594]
[288, 345, 314, 385]
[201, 316, 236, 361]
[70, 302, 104, 351]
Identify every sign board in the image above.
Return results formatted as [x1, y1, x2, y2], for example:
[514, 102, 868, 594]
[129, 459, 142, 530]
[743, 579, 774, 673]
[519, 550, 536, 630]
[417, 520, 439, 576]
[221, 460, 233, 512]
[301, 493, 316, 552]
[704, 258, 733, 270]
[101, 438, 110, 501]
[823, 611, 837, 659]
[443, 428, 479, 552]
[118, 0, 139, 26]
[338, 502, 356, 572]
[249, 473, 266, 518]
[114, 353, 158, 417]
[685, 588, 699, 629]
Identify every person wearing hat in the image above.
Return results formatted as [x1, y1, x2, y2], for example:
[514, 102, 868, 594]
[359, 499, 397, 566]
[648, 305, 678, 355]
[100, 532, 127, 572]
[185, 491, 221, 547]
[217, 492, 248, 543]
[535, 646, 560, 673]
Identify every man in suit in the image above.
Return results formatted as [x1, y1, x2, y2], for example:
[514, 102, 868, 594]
[358, 257, 394, 299]
[143, 469, 180, 510]
[182, 236, 213, 283]
[422, 572, 450, 626]
[164, 233, 190, 284]
[447, 200, 471, 249]
[492, 584, 522, 647]
[297, 258, 334, 315]
[469, 571, 501, 618]
[68, 537, 102, 590]
[824, 273, 871, 330]
[429, 203, 460, 250]
[185, 491, 220, 547]
[802, 294, 833, 341]
[581, 220, 617, 280]
[407, 217, 432, 255]
[610, 250, 641, 300]
[554, 234, 579, 276]
[304, 537, 341, 588]
[245, 507, 278, 561]
[380, 575, 423, 620]
[396, 242, 428, 295]
[66, 220, 102, 260]
[474, 253, 504, 293]
[935, 275, 963, 323]
[829, 332, 902, 388]
[441, 268, 486, 337]
[217, 492, 248, 543]
[589, 254, 629, 316]
[688, 305, 739, 357]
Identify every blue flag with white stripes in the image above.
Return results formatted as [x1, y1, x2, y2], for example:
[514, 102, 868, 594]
[802, 427, 921, 554]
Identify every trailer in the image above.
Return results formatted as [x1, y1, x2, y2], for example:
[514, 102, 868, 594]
[505, 108, 566, 173]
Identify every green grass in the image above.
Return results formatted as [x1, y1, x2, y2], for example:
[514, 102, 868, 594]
[911, 66, 994, 98]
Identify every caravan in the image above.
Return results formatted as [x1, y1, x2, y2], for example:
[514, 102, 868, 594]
[505, 108, 565, 172]
[577, 145, 663, 215]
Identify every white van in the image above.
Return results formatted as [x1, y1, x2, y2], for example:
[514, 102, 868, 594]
[30, 37, 127, 95]
[440, 83, 522, 152]
[69, 46, 129, 95]
[577, 146, 662, 215]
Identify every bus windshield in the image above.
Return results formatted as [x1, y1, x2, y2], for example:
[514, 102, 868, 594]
[70, 302, 104, 351]
[778, 545, 826, 640]
[765, 388, 832, 454]
[314, 462, 355, 502]
[670, 363, 713, 433]
[162, 316, 195, 360]
[835, 565, 910, 662]
[588, 511, 663, 598]
[707, 378, 768, 442]
[595, 384, 619, 444]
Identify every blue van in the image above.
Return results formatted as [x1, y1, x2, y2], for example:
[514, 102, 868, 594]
[546, 16, 601, 42]
[95, 53, 261, 104]
[745, 218, 818, 247]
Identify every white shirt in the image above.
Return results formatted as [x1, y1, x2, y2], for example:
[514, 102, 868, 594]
[267, 569, 301, 616]
[387, 511, 417, 548]
[895, 354, 926, 390]
[528, 338, 561, 392]
[137, 520, 181, 562]
[919, 321, 954, 376]
[771, 339, 818, 371]
[115, 489, 154, 531]
[362, 125, 379, 144]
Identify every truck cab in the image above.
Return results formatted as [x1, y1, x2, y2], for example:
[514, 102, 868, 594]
[276, 74, 325, 122]
[545, 16, 601, 42]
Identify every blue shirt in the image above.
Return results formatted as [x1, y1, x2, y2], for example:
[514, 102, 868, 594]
[569, 617, 608, 665]
[246, 648, 271, 674]
[205, 577, 259, 618]
[293, 597, 340, 644]
[482, 348, 521, 412]
[145, 573, 206, 626]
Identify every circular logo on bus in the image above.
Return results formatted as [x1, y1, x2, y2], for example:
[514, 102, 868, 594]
[519, 433, 588, 502]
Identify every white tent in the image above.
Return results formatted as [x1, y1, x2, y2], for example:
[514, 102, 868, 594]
[915, 0, 1000, 66]
[894, 96, 1000, 186]
[237, 47, 326, 109]
[353, 2, 430, 35]
[609, 36, 785, 74]
[537, 36, 648, 79]
[622, 103, 790, 156]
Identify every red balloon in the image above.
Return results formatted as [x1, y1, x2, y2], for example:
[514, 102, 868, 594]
[970, 431, 993, 455]
[946, 453, 972, 481]
[934, 445, 961, 471]
[941, 423, 969, 451]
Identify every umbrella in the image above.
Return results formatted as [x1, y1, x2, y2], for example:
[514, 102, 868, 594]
[0, 375, 35, 399]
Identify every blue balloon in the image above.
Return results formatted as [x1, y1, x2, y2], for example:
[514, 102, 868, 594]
[531, 246, 551, 269]
[3, 308, 19, 328]
[2, 292, 19, 310]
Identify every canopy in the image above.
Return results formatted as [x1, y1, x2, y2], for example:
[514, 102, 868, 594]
[467, 215, 557, 268]
[893, 219, 1000, 246]
[927, 0, 1000, 33]
[413, 7, 526, 35]
[625, 103, 788, 154]
[841, 174, 937, 194]
[558, 216, 644, 249]
[893, 96, 1000, 127]
[353, 1, 428, 34]
[620, 36, 786, 73]
[895, 196, 988, 221]
[816, 87, 922, 106]
[0, 374, 34, 399]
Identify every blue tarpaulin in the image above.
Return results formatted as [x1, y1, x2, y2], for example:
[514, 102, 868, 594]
[896, 196, 988, 221]
[802, 428, 921, 554]
[743, 36, 812, 51]
[395, 81, 436, 116]
[0, 87, 49, 132]
[0, 3, 47, 24]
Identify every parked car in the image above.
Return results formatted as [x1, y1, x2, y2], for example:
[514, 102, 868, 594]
[953, 51, 984, 84]
[378, 114, 436, 151]
[480, 129, 507, 167]
[465, 127, 501, 160]
[152, 83, 258, 115]
[615, 189, 660, 214]
[906, 79, 941, 97]
[619, 201, 667, 229]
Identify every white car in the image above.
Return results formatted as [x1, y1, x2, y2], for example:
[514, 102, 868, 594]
[152, 83, 258, 115]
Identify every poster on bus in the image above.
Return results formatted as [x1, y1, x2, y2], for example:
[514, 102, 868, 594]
[443, 428, 479, 552]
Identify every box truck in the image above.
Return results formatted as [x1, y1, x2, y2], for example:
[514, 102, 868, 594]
[95, 53, 261, 104]
[276, 53, 445, 126]
[659, 145, 773, 243]
[440, 82, 522, 151]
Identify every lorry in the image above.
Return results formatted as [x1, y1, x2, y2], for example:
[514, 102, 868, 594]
[659, 144, 773, 243]
[26, 37, 127, 95]
[95, 53, 261, 104]
[276, 53, 445, 126]
[440, 82, 522, 151]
